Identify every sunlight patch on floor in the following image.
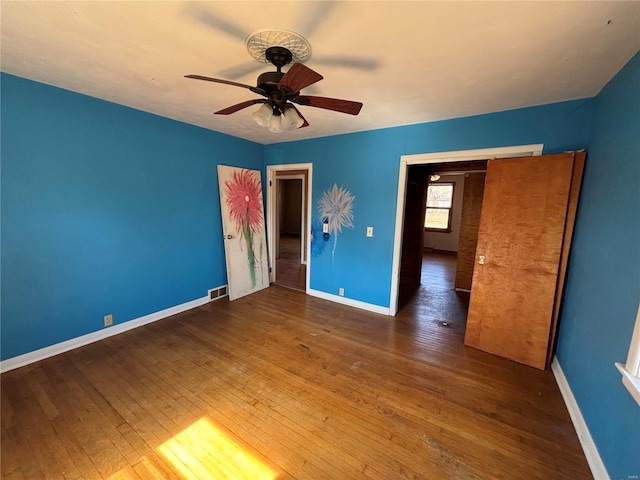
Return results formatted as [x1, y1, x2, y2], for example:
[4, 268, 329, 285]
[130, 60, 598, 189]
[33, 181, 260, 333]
[156, 417, 276, 480]
[107, 417, 277, 479]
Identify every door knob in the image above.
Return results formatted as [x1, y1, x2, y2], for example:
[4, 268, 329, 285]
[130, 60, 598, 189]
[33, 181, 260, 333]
[224, 235, 234, 240]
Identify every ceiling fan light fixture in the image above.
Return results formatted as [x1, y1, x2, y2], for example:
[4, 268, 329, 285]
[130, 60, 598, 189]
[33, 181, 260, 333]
[252, 103, 272, 127]
[283, 106, 304, 130]
[267, 110, 283, 133]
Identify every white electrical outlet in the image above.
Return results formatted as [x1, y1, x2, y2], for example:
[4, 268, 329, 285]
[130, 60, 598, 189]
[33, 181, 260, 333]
[104, 314, 113, 327]
[339, 288, 345, 296]
[366, 226, 373, 237]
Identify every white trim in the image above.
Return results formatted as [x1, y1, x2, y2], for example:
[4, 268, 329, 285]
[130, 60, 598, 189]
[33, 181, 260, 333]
[389, 144, 544, 316]
[0, 295, 210, 374]
[615, 302, 640, 406]
[615, 363, 640, 407]
[401, 144, 544, 165]
[623, 303, 640, 375]
[551, 357, 610, 480]
[266, 163, 313, 292]
[307, 288, 390, 316]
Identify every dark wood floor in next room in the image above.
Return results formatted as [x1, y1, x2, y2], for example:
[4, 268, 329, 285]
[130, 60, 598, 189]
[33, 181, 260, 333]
[0, 251, 592, 479]
[275, 233, 306, 292]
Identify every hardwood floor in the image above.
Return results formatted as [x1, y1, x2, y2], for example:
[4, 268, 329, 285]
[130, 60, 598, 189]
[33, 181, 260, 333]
[1, 253, 592, 479]
[275, 234, 305, 292]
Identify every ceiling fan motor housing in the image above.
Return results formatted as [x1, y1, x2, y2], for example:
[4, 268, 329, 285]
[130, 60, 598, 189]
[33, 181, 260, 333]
[257, 71, 285, 90]
[265, 46, 293, 70]
[256, 71, 288, 110]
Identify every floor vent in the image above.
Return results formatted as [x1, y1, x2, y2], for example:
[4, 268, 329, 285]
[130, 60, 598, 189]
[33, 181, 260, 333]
[208, 285, 228, 301]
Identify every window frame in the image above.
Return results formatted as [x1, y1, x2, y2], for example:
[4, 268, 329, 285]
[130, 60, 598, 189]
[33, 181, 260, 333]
[615, 302, 640, 406]
[424, 182, 455, 233]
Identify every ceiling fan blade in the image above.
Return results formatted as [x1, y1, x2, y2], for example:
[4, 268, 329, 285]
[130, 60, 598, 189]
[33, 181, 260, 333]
[218, 61, 264, 80]
[295, 95, 363, 115]
[278, 63, 323, 94]
[214, 99, 266, 115]
[185, 75, 266, 96]
[184, 5, 247, 41]
[289, 105, 310, 128]
[296, 2, 338, 37]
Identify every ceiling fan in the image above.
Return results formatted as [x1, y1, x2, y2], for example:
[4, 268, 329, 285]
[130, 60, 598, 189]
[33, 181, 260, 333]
[185, 36, 363, 132]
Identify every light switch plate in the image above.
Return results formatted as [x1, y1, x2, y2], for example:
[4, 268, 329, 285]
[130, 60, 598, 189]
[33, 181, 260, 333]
[366, 226, 373, 237]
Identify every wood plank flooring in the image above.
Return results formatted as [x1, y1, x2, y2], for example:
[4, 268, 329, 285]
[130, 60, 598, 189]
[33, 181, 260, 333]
[1, 252, 592, 479]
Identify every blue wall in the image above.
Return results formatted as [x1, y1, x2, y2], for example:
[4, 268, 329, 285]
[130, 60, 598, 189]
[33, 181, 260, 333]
[557, 52, 640, 479]
[265, 99, 593, 307]
[1, 73, 263, 360]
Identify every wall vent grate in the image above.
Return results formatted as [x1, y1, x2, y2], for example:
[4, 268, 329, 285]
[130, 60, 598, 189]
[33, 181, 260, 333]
[208, 285, 229, 301]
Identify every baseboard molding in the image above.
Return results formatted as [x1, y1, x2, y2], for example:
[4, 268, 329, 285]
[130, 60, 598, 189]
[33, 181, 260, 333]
[307, 289, 390, 316]
[0, 295, 210, 374]
[551, 357, 610, 480]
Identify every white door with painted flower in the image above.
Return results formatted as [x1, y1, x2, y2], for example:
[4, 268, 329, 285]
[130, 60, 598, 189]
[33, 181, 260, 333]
[217, 165, 270, 300]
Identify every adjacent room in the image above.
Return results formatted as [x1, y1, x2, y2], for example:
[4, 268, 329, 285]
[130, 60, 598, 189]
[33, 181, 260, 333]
[2, 2, 639, 479]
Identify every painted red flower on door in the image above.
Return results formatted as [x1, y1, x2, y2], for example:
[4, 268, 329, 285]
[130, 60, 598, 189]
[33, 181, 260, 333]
[224, 169, 264, 287]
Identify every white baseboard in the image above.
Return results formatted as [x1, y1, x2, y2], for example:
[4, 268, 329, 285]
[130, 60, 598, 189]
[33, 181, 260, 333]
[307, 288, 390, 316]
[0, 295, 210, 374]
[551, 357, 610, 480]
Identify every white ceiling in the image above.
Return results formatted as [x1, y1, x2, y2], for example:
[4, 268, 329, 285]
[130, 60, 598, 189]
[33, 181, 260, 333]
[2, 1, 639, 145]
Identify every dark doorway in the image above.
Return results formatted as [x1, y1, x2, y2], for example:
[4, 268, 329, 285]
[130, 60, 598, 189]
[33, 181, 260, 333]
[275, 178, 306, 291]
[397, 162, 487, 329]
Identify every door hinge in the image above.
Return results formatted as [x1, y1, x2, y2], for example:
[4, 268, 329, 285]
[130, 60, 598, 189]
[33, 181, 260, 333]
[269, 267, 272, 273]
[269, 180, 272, 186]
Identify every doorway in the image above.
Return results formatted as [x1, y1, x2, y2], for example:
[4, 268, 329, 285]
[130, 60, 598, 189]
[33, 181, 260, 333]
[397, 166, 485, 321]
[394, 146, 585, 370]
[390, 144, 544, 315]
[276, 177, 305, 290]
[266, 163, 313, 293]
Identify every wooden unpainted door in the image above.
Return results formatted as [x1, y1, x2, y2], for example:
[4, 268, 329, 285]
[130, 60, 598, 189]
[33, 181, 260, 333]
[464, 153, 581, 370]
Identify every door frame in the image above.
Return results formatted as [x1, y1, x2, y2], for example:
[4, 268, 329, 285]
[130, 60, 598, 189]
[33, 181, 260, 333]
[389, 144, 544, 316]
[266, 163, 313, 290]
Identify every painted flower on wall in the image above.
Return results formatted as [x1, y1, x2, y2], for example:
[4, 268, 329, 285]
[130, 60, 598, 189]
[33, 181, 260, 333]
[318, 184, 355, 258]
[310, 217, 331, 258]
[224, 169, 264, 287]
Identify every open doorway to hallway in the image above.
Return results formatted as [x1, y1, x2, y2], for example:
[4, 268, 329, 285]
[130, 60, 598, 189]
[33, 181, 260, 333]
[275, 178, 305, 291]
[266, 163, 312, 294]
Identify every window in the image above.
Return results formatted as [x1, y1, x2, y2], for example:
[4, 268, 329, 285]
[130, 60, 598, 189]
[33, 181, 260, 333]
[424, 183, 454, 232]
[616, 303, 640, 406]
